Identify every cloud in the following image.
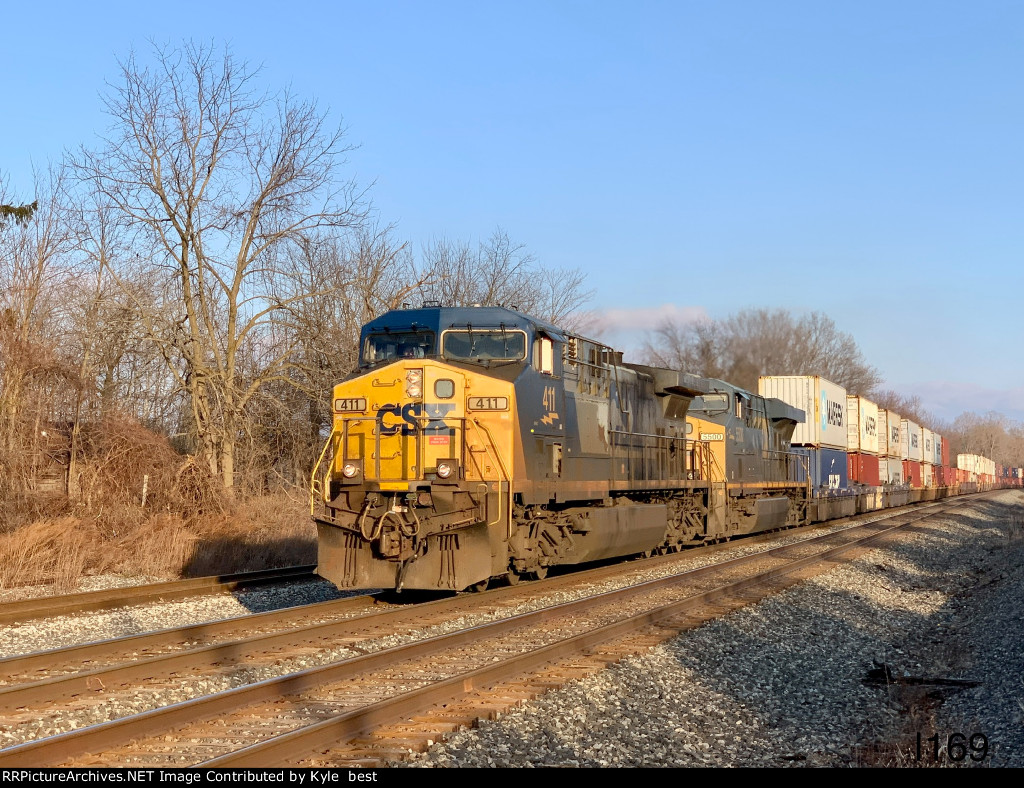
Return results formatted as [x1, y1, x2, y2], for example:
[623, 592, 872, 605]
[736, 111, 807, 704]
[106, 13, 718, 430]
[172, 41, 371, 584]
[569, 303, 709, 362]
[581, 303, 709, 337]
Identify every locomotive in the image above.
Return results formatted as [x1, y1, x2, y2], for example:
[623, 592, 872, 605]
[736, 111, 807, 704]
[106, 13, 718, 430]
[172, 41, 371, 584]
[311, 304, 811, 592]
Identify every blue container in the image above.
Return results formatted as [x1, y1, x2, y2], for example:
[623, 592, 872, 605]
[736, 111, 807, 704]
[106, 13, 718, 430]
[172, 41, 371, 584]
[792, 447, 850, 490]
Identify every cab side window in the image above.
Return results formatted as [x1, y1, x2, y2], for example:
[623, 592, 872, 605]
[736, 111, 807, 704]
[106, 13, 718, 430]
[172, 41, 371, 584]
[536, 335, 560, 376]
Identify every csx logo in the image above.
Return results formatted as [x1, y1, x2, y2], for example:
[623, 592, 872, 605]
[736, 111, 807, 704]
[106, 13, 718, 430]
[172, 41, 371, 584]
[376, 403, 455, 436]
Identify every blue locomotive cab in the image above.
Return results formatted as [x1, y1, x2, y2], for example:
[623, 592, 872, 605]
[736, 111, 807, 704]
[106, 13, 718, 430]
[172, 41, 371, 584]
[357, 305, 559, 370]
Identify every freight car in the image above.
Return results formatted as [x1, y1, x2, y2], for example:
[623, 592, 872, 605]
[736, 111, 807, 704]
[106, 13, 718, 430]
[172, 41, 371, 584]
[311, 304, 1016, 593]
[311, 305, 810, 592]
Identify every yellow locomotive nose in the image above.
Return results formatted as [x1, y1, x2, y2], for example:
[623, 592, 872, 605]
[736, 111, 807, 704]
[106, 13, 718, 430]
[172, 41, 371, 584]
[312, 353, 517, 592]
[336, 362, 465, 487]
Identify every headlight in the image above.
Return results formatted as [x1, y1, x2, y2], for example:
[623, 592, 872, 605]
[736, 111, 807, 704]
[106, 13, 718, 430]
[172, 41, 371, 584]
[342, 463, 360, 479]
[436, 462, 453, 479]
[406, 369, 423, 398]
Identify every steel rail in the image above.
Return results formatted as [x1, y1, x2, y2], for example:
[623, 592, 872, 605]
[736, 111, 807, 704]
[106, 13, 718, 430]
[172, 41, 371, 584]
[0, 498, 961, 712]
[0, 594, 377, 681]
[0, 494, 935, 680]
[0, 565, 317, 626]
[204, 496, 973, 766]
[0, 494, 979, 767]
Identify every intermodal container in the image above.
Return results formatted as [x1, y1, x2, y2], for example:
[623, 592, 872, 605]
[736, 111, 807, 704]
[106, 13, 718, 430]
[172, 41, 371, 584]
[792, 446, 850, 490]
[880, 457, 904, 484]
[922, 462, 934, 487]
[901, 420, 922, 461]
[846, 395, 880, 455]
[880, 410, 902, 458]
[848, 452, 881, 486]
[922, 430, 934, 467]
[758, 376, 848, 449]
[903, 460, 923, 488]
[941, 437, 950, 467]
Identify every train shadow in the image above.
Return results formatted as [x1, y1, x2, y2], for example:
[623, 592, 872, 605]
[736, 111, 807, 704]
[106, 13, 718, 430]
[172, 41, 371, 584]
[180, 534, 346, 615]
[181, 535, 317, 578]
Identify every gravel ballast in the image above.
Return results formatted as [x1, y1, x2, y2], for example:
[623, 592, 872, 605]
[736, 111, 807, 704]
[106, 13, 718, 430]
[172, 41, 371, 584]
[401, 490, 1024, 768]
[1, 492, 1021, 766]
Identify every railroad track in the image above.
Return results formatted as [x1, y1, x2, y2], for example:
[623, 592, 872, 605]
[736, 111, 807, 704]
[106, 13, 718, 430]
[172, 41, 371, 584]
[0, 493, 986, 767]
[0, 565, 318, 626]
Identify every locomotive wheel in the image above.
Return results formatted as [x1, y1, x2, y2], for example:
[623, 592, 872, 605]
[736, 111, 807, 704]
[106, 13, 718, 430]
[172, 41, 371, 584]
[505, 571, 521, 586]
[469, 578, 490, 593]
[533, 566, 549, 580]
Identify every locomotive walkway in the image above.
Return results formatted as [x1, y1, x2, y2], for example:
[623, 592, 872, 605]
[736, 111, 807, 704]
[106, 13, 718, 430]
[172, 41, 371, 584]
[0, 494, 986, 767]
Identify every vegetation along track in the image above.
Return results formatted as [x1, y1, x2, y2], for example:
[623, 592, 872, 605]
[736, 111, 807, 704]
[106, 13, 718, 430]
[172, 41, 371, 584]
[0, 565, 317, 626]
[0, 494, 987, 767]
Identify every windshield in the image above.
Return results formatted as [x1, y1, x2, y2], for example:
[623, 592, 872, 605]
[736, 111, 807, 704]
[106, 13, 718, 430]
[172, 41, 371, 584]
[442, 330, 527, 362]
[362, 331, 435, 364]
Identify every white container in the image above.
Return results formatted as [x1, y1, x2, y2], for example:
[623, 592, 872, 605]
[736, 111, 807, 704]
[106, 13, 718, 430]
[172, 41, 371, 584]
[758, 376, 848, 449]
[922, 462, 933, 487]
[922, 429, 934, 466]
[846, 395, 880, 455]
[878, 409, 902, 458]
[879, 456, 904, 483]
[957, 454, 978, 473]
[931, 433, 943, 466]
[902, 420, 922, 461]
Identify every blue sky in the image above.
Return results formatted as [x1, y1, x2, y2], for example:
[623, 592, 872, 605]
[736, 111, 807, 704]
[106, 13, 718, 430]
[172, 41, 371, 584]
[3, 1, 1022, 423]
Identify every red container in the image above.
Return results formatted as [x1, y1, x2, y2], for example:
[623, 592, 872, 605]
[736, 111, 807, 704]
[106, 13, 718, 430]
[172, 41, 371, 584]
[903, 460, 923, 488]
[941, 438, 950, 467]
[849, 452, 881, 486]
[934, 466, 945, 486]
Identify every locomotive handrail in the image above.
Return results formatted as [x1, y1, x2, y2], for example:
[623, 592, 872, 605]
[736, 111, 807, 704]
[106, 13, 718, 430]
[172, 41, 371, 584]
[608, 429, 693, 484]
[309, 430, 338, 515]
[608, 429, 690, 441]
[466, 418, 512, 535]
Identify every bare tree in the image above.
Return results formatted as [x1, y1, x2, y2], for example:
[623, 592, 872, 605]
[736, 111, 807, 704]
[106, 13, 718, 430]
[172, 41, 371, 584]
[73, 41, 367, 491]
[871, 389, 941, 431]
[417, 227, 592, 326]
[0, 166, 79, 496]
[643, 308, 880, 393]
[946, 410, 1013, 465]
[643, 318, 726, 380]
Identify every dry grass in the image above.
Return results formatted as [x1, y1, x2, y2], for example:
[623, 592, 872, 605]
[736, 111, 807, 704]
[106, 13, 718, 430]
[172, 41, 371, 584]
[0, 415, 317, 592]
[0, 492, 315, 591]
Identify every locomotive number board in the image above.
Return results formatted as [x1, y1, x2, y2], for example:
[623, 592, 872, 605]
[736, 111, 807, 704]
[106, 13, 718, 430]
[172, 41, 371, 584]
[334, 398, 367, 412]
[468, 396, 509, 411]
